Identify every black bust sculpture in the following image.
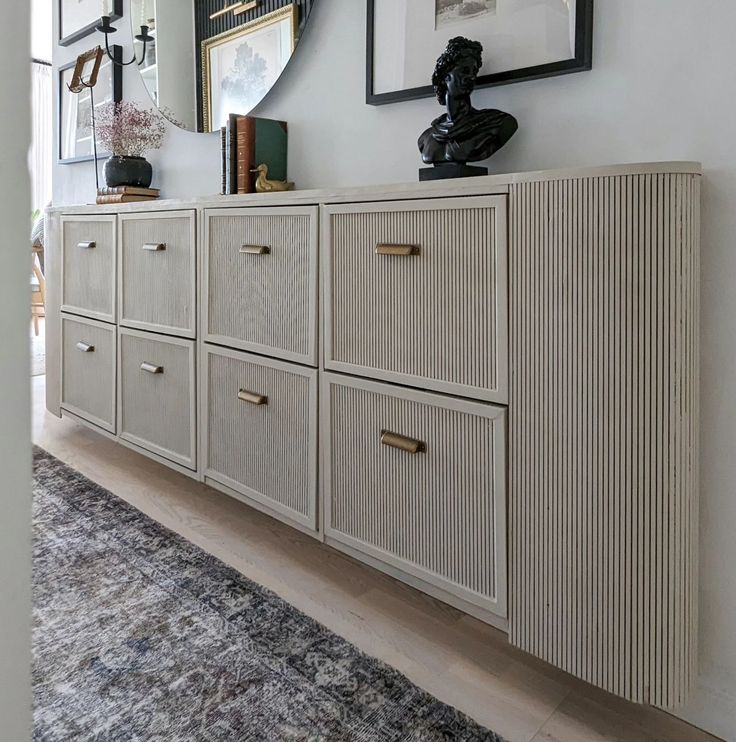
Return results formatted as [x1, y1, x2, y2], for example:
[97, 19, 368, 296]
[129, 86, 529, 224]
[418, 37, 518, 181]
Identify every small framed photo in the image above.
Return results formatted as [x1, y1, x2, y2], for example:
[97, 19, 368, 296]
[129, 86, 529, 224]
[58, 47, 123, 164]
[367, 0, 593, 105]
[201, 4, 297, 132]
[59, 0, 122, 47]
[68, 47, 104, 93]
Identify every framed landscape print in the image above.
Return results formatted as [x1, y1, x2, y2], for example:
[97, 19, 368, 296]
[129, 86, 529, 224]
[59, 0, 122, 47]
[58, 47, 122, 164]
[201, 5, 297, 132]
[367, 0, 593, 105]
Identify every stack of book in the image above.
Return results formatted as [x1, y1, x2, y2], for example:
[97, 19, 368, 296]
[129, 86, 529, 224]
[96, 186, 160, 205]
[221, 115, 288, 195]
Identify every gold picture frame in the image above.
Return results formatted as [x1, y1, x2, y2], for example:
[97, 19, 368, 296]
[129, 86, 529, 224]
[68, 46, 104, 93]
[201, 4, 298, 133]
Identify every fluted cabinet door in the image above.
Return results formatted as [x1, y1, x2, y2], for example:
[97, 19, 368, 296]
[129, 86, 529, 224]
[323, 197, 507, 403]
[61, 314, 116, 433]
[61, 215, 116, 323]
[323, 373, 507, 621]
[509, 173, 700, 707]
[203, 345, 318, 531]
[118, 328, 196, 469]
[204, 207, 318, 366]
[119, 211, 197, 338]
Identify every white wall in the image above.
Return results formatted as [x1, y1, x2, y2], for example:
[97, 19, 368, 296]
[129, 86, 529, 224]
[52, 1, 736, 738]
[1, 2, 32, 741]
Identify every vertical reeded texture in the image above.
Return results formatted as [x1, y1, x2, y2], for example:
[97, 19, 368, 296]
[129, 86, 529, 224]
[61, 315, 116, 432]
[508, 173, 700, 707]
[120, 213, 196, 336]
[327, 201, 506, 402]
[62, 218, 116, 322]
[119, 331, 195, 468]
[206, 212, 315, 363]
[206, 348, 316, 526]
[325, 377, 506, 617]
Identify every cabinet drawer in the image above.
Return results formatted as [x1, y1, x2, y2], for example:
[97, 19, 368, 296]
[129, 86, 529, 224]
[204, 207, 318, 365]
[203, 345, 317, 531]
[61, 314, 116, 432]
[119, 211, 196, 337]
[323, 373, 507, 619]
[118, 328, 195, 469]
[323, 197, 508, 402]
[61, 215, 116, 322]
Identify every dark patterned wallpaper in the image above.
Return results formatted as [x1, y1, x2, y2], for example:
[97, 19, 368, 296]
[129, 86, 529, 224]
[194, 0, 315, 130]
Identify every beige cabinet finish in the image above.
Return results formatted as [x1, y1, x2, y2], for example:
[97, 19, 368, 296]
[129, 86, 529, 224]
[203, 345, 318, 531]
[61, 215, 116, 323]
[204, 207, 318, 365]
[118, 328, 196, 469]
[46, 162, 701, 707]
[323, 197, 508, 403]
[61, 314, 116, 432]
[322, 373, 507, 622]
[118, 211, 197, 338]
[509, 173, 700, 707]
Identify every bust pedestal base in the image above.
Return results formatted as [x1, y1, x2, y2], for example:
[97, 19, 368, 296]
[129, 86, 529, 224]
[418, 163, 489, 181]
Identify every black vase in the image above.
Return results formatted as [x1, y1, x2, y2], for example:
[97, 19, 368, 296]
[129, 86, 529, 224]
[103, 156, 153, 188]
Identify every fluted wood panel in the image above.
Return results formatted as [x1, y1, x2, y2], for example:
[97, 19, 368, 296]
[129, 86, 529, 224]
[509, 173, 700, 707]
[204, 345, 317, 529]
[119, 211, 196, 338]
[323, 197, 507, 402]
[205, 208, 318, 365]
[118, 329, 196, 469]
[323, 373, 507, 617]
[61, 216, 116, 323]
[61, 314, 116, 432]
[195, 0, 313, 44]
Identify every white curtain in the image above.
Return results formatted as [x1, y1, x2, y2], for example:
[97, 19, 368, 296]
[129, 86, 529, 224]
[30, 61, 52, 212]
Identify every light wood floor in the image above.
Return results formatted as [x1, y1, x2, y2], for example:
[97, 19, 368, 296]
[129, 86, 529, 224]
[32, 375, 720, 742]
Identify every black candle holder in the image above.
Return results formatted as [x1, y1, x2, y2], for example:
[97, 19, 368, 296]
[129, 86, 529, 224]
[95, 16, 153, 66]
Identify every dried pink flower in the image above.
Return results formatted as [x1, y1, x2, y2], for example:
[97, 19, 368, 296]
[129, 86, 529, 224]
[95, 101, 166, 157]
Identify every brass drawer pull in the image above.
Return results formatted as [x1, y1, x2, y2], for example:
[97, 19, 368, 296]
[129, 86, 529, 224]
[380, 429, 426, 454]
[140, 362, 164, 374]
[238, 389, 268, 406]
[240, 244, 271, 255]
[142, 243, 166, 251]
[77, 241, 96, 249]
[75, 341, 95, 353]
[375, 243, 420, 256]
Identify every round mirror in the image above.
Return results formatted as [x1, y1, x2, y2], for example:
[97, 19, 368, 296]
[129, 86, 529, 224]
[130, 1, 315, 132]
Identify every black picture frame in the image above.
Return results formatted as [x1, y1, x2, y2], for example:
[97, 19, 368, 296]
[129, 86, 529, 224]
[366, 0, 594, 105]
[58, 0, 123, 47]
[58, 47, 123, 165]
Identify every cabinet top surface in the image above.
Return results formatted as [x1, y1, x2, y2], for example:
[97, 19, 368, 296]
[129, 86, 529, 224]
[49, 161, 702, 216]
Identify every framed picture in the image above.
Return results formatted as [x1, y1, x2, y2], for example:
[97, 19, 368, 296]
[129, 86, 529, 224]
[201, 5, 297, 133]
[367, 0, 593, 105]
[59, 0, 122, 47]
[58, 47, 122, 164]
[68, 47, 104, 93]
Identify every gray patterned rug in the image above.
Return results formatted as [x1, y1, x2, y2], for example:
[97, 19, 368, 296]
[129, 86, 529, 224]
[32, 447, 504, 741]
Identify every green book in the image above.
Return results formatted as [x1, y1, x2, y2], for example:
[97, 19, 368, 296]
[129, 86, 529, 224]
[236, 116, 288, 193]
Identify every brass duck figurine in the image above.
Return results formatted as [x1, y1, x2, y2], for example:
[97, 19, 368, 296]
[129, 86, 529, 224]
[251, 163, 295, 193]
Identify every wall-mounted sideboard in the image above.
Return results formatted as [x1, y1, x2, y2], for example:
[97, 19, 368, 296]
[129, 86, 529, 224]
[45, 162, 700, 708]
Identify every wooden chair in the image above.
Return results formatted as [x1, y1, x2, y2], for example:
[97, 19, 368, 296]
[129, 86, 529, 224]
[31, 247, 45, 336]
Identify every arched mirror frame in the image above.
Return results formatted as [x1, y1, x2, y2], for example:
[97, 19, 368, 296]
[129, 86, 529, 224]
[131, 0, 316, 133]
